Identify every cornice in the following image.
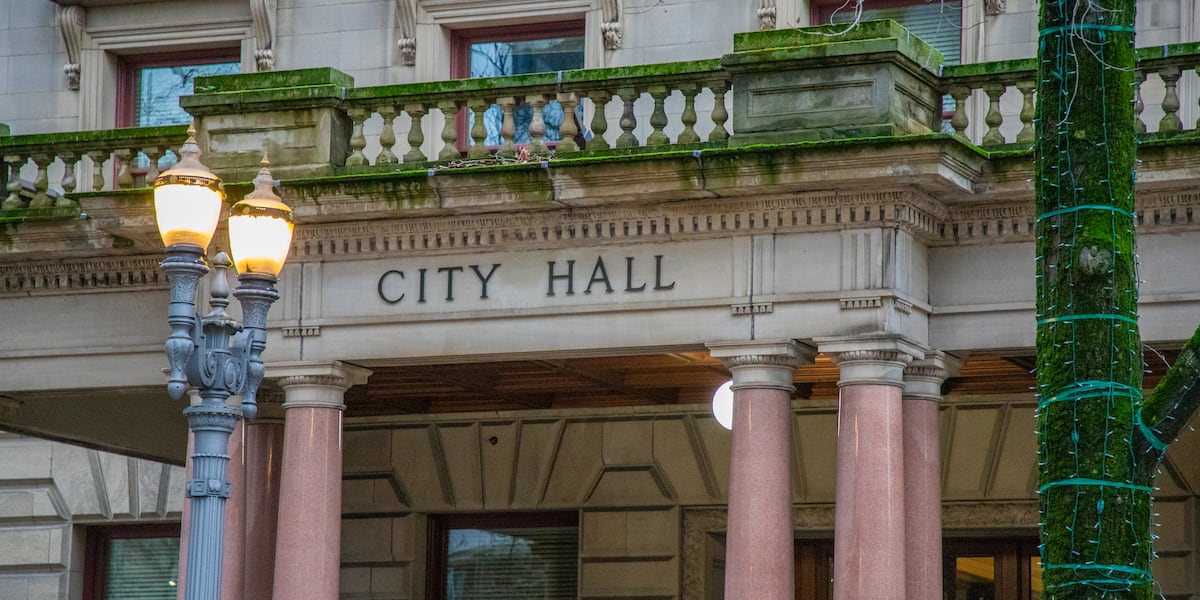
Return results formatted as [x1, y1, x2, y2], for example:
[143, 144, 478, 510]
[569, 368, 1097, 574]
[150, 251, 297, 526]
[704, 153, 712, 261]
[287, 189, 948, 260]
[0, 255, 165, 296]
[6, 188, 1200, 297]
[935, 190, 1200, 246]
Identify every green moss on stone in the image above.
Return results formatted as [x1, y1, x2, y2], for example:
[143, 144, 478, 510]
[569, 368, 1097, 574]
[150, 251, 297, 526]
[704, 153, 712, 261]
[345, 59, 723, 105]
[733, 19, 910, 52]
[0, 206, 81, 224]
[0, 125, 188, 153]
[941, 57, 1038, 78]
[193, 68, 355, 94]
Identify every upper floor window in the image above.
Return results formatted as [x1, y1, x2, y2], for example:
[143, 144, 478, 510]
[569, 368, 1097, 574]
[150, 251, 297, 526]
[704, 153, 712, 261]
[451, 22, 586, 148]
[815, 1, 962, 64]
[452, 22, 585, 79]
[117, 50, 241, 128]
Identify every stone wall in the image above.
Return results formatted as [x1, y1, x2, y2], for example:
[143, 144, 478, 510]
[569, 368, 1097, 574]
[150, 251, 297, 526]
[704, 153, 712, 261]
[0, 432, 182, 600]
[6, 0, 1200, 136]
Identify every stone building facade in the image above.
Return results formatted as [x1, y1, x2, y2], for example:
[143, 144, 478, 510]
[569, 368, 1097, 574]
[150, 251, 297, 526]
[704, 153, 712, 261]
[2, 1, 1200, 600]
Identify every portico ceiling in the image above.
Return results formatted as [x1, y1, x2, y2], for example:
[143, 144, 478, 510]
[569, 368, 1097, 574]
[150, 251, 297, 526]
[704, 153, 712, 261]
[347, 348, 1181, 416]
[348, 352, 1056, 417]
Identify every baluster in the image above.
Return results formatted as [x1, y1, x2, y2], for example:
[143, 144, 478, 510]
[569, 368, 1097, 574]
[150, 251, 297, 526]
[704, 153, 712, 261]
[1134, 70, 1147, 134]
[588, 91, 612, 150]
[59, 151, 78, 198]
[556, 92, 579, 153]
[709, 80, 730, 141]
[527, 94, 548, 155]
[467, 98, 490, 159]
[346, 107, 369, 166]
[3, 154, 24, 210]
[677, 83, 700, 144]
[403, 104, 428, 163]
[143, 146, 163, 184]
[949, 85, 971, 137]
[377, 105, 398, 165]
[113, 148, 134, 188]
[438, 100, 461, 160]
[981, 83, 1005, 145]
[85, 150, 106, 191]
[1016, 80, 1036, 144]
[496, 96, 518, 158]
[646, 85, 671, 146]
[1159, 66, 1182, 133]
[29, 153, 52, 207]
[615, 86, 639, 148]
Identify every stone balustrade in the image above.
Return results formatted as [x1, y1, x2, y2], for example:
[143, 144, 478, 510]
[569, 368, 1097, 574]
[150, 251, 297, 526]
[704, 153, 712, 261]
[340, 59, 731, 167]
[1, 125, 187, 212]
[941, 42, 1200, 147]
[5, 22, 1200, 219]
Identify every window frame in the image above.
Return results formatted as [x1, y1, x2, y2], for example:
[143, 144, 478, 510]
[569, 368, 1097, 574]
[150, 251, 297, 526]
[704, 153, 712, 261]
[83, 523, 182, 600]
[425, 510, 580, 600]
[943, 538, 1042, 600]
[449, 20, 587, 80]
[115, 47, 242, 129]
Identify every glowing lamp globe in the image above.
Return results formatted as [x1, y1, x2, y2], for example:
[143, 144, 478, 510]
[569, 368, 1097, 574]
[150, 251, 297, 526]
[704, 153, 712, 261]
[153, 125, 224, 249]
[228, 155, 293, 277]
[712, 380, 734, 430]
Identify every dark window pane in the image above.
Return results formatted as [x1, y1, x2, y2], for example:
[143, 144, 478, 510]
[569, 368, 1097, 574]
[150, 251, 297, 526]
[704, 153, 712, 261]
[135, 61, 240, 127]
[104, 537, 179, 599]
[445, 526, 577, 600]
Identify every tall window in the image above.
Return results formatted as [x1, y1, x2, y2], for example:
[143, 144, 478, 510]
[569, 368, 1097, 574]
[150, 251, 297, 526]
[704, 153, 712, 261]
[451, 22, 586, 148]
[84, 524, 181, 600]
[428, 512, 579, 600]
[117, 50, 241, 128]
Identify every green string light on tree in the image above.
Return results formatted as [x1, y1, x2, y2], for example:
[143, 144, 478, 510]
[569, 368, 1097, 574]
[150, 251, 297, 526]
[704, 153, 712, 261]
[1033, 0, 1200, 598]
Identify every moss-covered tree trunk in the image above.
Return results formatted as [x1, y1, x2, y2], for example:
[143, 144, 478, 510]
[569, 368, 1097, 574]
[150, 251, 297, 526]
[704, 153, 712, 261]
[1035, 0, 1200, 598]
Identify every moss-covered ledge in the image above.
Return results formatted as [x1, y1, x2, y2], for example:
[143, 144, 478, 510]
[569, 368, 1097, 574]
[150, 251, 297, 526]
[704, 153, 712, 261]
[724, 20, 943, 75]
[0, 125, 188, 155]
[0, 206, 80, 224]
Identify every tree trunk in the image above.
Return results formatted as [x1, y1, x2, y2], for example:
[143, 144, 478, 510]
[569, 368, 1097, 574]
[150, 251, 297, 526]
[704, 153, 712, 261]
[1034, 1, 1200, 598]
[1034, 0, 1150, 597]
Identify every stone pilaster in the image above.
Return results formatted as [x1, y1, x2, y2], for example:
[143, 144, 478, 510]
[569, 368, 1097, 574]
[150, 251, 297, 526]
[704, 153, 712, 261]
[270, 362, 371, 600]
[816, 335, 922, 600]
[706, 339, 815, 600]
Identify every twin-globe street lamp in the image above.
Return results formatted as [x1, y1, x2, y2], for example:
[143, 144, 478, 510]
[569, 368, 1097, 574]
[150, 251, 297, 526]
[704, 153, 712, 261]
[153, 126, 294, 600]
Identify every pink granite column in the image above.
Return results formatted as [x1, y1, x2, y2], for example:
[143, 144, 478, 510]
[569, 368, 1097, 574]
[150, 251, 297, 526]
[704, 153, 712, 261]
[902, 352, 959, 600]
[707, 340, 814, 600]
[271, 362, 371, 600]
[243, 394, 284, 600]
[221, 418, 246, 600]
[817, 335, 921, 600]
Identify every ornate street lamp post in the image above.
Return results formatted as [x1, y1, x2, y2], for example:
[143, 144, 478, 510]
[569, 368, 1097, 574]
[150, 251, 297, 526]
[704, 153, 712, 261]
[154, 126, 294, 600]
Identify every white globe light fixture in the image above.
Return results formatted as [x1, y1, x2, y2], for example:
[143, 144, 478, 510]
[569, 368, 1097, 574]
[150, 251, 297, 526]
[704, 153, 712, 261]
[712, 380, 734, 430]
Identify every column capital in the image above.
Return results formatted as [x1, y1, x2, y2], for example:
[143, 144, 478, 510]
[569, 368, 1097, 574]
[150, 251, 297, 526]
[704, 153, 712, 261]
[268, 361, 372, 411]
[706, 339, 816, 391]
[903, 351, 963, 403]
[815, 334, 924, 388]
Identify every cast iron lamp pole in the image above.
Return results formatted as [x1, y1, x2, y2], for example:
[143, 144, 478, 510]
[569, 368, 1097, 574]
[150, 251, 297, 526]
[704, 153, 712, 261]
[154, 126, 294, 600]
